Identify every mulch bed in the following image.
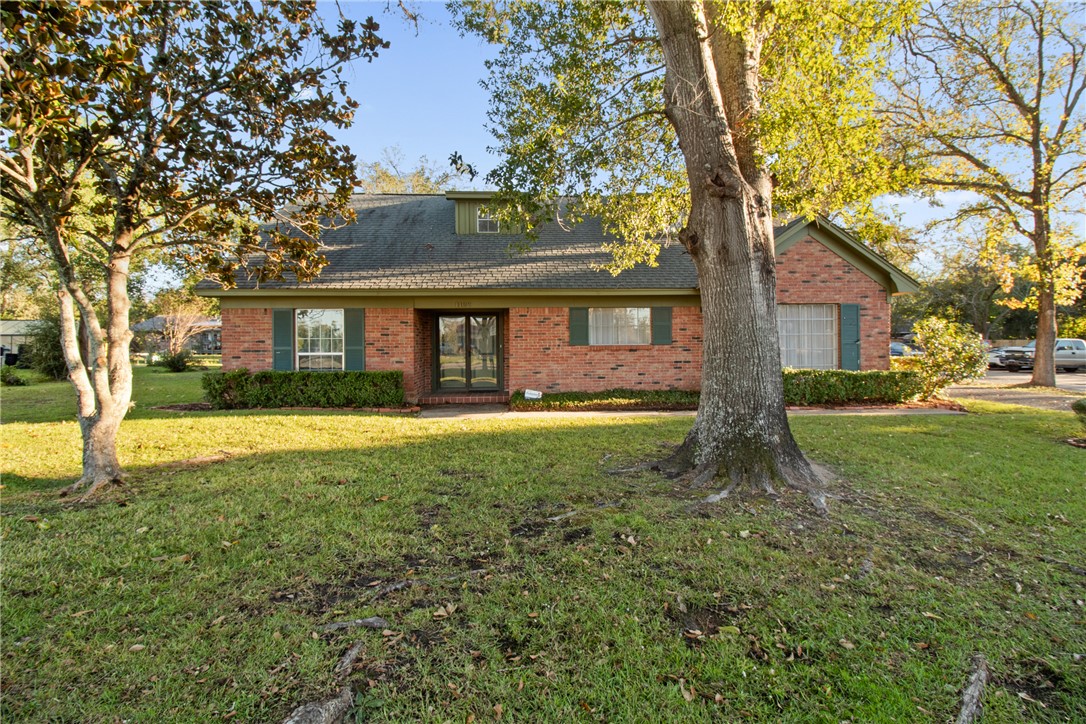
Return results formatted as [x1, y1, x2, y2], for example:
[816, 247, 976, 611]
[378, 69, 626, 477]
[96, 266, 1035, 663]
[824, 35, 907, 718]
[152, 403, 422, 414]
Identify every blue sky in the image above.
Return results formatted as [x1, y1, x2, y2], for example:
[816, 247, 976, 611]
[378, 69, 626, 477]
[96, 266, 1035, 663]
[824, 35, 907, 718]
[328, 2, 498, 184]
[323, 2, 1081, 279]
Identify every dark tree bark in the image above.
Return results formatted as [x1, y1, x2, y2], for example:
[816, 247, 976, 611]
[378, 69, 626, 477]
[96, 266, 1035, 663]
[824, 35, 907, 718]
[646, 1, 826, 511]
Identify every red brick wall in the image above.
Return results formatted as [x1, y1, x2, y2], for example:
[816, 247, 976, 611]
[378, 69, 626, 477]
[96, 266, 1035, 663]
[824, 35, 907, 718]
[218, 234, 893, 390]
[364, 308, 421, 402]
[221, 308, 274, 371]
[505, 306, 704, 393]
[776, 236, 891, 371]
[409, 311, 432, 404]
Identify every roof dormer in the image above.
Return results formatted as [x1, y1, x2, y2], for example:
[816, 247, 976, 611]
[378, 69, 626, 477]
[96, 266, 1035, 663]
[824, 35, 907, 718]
[445, 190, 502, 235]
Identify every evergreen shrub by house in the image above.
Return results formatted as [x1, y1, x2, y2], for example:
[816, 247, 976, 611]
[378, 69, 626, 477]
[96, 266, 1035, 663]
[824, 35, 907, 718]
[510, 370, 923, 410]
[202, 369, 404, 409]
[781, 369, 923, 406]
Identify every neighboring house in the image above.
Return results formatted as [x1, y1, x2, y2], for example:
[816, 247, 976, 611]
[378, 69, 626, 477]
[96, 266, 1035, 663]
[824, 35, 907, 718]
[198, 192, 918, 404]
[132, 316, 222, 354]
[0, 319, 37, 363]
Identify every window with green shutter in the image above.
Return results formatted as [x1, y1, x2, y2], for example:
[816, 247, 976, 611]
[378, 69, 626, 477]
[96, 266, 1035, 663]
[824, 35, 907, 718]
[840, 304, 861, 371]
[651, 307, 672, 345]
[272, 309, 294, 370]
[569, 307, 589, 346]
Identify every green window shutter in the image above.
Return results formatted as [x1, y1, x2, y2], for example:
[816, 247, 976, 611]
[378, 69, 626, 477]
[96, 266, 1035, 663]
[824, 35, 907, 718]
[344, 308, 365, 371]
[840, 304, 861, 370]
[651, 307, 672, 345]
[272, 309, 294, 371]
[569, 307, 589, 346]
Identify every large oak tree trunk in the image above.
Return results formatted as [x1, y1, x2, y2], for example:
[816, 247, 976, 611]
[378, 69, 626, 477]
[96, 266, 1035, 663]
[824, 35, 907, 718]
[648, 1, 826, 511]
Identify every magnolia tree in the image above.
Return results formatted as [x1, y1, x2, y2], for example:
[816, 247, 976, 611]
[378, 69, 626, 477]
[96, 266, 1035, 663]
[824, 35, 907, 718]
[452, 0, 914, 510]
[0, 1, 388, 497]
[883, 0, 1086, 387]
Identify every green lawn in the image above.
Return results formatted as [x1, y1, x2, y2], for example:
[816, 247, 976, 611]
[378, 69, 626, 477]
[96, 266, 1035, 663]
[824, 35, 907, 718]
[1, 372, 1083, 722]
[1, 364, 214, 425]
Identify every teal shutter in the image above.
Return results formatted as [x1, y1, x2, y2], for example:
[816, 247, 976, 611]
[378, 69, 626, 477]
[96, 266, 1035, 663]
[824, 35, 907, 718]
[272, 309, 294, 370]
[651, 307, 672, 345]
[344, 308, 365, 370]
[569, 307, 589, 346]
[840, 304, 860, 370]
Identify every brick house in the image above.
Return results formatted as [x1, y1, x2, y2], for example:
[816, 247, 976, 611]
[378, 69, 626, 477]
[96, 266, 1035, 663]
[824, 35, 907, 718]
[199, 192, 918, 404]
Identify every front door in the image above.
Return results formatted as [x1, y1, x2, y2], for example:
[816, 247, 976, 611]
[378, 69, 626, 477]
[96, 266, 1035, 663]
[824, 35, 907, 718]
[435, 314, 501, 391]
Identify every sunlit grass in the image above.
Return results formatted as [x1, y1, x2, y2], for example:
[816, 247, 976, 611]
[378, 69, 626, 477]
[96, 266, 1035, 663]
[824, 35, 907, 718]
[2, 380, 1083, 721]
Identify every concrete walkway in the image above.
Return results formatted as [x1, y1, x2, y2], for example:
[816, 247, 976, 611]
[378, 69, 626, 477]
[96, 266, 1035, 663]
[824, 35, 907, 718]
[946, 385, 1079, 412]
[417, 405, 965, 420]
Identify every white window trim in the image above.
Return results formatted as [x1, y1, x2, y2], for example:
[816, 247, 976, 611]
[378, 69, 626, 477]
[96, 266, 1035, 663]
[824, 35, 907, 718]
[588, 307, 652, 346]
[295, 309, 345, 371]
[477, 208, 499, 234]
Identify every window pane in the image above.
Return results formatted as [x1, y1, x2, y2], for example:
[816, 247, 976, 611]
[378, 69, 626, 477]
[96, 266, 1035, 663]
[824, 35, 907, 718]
[296, 309, 344, 371]
[778, 304, 837, 369]
[298, 354, 343, 371]
[589, 308, 650, 345]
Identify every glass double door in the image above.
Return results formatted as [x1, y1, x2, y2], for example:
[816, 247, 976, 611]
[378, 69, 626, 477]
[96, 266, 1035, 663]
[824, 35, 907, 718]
[436, 314, 500, 390]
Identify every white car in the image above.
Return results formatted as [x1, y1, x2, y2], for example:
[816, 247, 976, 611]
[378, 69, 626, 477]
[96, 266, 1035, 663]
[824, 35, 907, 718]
[1000, 338, 1086, 372]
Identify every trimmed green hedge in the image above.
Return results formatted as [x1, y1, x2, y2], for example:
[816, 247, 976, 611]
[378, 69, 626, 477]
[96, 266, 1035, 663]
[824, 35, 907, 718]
[509, 388, 699, 411]
[202, 369, 405, 410]
[782, 369, 924, 406]
[510, 370, 923, 411]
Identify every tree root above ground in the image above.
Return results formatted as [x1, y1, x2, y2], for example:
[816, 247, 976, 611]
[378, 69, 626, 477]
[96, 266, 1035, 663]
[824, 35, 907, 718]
[611, 442, 833, 516]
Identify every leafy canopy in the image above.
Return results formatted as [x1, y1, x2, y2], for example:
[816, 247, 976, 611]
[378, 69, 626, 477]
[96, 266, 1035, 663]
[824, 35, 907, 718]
[452, 0, 915, 272]
[1, 0, 389, 285]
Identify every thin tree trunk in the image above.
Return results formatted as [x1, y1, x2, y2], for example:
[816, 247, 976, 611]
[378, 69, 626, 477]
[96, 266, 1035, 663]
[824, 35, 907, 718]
[647, 0, 826, 512]
[57, 246, 133, 499]
[1031, 274, 1057, 387]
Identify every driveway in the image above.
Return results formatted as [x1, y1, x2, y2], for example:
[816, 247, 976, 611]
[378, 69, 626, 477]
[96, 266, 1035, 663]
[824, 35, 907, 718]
[947, 368, 1083, 411]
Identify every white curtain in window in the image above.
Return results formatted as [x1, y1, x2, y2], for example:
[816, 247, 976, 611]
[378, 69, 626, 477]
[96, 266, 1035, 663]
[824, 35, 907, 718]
[778, 304, 837, 369]
[589, 308, 651, 345]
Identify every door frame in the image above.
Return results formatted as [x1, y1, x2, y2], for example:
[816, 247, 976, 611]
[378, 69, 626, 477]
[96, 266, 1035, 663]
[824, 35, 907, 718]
[432, 311, 504, 392]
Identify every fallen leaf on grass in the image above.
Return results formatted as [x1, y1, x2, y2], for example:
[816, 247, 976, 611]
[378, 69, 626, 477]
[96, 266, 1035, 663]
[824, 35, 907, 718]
[739, 530, 751, 539]
[921, 612, 942, 620]
[493, 703, 503, 719]
[1018, 692, 1047, 708]
[839, 639, 855, 650]
[129, 644, 146, 652]
[375, 495, 389, 502]
[527, 612, 539, 619]
[433, 603, 457, 620]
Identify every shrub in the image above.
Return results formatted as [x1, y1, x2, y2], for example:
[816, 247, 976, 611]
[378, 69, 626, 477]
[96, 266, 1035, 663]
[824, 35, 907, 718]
[24, 317, 68, 381]
[1, 365, 29, 387]
[1073, 398, 1086, 431]
[202, 369, 405, 409]
[509, 370, 924, 410]
[161, 350, 191, 372]
[782, 369, 923, 406]
[510, 388, 699, 411]
[912, 317, 988, 399]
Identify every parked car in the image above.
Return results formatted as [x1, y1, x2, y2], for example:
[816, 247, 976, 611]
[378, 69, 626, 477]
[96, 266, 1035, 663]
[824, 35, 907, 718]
[987, 346, 1006, 369]
[890, 341, 922, 357]
[1000, 338, 1086, 372]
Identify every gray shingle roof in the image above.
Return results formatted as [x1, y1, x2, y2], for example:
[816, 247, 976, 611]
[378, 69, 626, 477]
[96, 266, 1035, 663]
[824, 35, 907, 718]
[205, 194, 699, 291]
